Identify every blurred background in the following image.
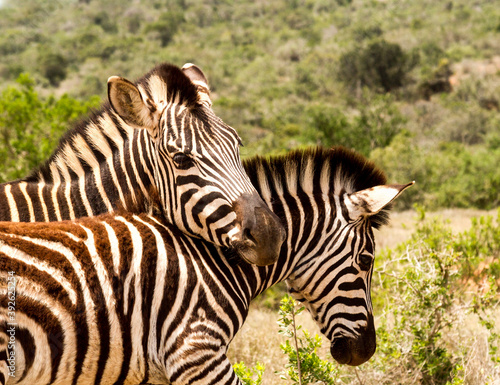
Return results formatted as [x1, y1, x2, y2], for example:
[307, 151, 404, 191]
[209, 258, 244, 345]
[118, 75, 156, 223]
[1, 0, 499, 211]
[0, 1, 499, 383]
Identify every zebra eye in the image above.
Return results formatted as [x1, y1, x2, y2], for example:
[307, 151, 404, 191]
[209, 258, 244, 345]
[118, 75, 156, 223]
[172, 153, 193, 169]
[359, 254, 373, 270]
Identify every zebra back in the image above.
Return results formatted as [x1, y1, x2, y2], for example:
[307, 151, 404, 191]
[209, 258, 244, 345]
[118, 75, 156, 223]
[0, 63, 285, 266]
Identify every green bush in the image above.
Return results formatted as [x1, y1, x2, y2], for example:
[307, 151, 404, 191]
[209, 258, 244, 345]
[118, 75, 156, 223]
[371, 210, 500, 384]
[0, 74, 100, 181]
[371, 136, 500, 210]
[144, 10, 185, 47]
[276, 295, 339, 385]
[233, 361, 265, 385]
[304, 93, 405, 156]
[338, 39, 414, 94]
[38, 51, 68, 86]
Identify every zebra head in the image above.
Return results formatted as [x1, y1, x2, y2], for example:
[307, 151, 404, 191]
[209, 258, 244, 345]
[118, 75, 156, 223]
[287, 181, 413, 366]
[107, 63, 285, 265]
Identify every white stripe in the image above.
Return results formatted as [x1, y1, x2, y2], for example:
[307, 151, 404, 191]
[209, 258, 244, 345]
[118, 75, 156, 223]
[72, 134, 113, 212]
[49, 162, 63, 221]
[4, 184, 19, 221]
[80, 224, 124, 383]
[55, 156, 75, 219]
[61, 142, 93, 217]
[103, 221, 121, 275]
[38, 182, 49, 221]
[1, 235, 78, 306]
[18, 182, 35, 221]
[133, 216, 168, 369]
[115, 217, 147, 381]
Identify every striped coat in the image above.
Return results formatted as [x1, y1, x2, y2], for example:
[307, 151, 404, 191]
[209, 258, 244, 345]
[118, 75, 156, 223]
[0, 147, 412, 384]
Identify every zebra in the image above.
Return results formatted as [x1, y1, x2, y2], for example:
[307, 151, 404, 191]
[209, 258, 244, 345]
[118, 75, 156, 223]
[0, 146, 412, 384]
[0, 62, 285, 266]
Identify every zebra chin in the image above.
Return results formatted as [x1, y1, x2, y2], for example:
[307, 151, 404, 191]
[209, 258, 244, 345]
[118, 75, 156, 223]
[329, 318, 377, 366]
[231, 193, 286, 266]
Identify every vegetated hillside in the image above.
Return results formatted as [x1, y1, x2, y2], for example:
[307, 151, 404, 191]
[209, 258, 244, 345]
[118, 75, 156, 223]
[1, 0, 499, 209]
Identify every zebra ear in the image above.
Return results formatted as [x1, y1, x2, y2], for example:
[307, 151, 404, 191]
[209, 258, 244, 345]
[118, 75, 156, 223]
[108, 76, 159, 133]
[345, 182, 414, 218]
[181, 63, 212, 108]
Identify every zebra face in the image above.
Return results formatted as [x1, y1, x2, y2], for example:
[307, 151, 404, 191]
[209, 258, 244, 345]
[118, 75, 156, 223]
[288, 219, 377, 366]
[107, 63, 285, 265]
[287, 182, 414, 366]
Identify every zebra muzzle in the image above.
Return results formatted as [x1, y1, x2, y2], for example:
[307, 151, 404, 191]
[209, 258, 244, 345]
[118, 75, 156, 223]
[231, 193, 286, 266]
[330, 317, 376, 366]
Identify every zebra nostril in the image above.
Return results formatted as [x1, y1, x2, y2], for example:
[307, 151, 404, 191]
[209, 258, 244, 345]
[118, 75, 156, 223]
[242, 227, 257, 246]
[330, 337, 351, 365]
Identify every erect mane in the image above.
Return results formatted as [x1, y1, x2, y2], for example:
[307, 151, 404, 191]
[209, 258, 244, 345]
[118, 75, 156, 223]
[24, 63, 200, 183]
[243, 146, 390, 229]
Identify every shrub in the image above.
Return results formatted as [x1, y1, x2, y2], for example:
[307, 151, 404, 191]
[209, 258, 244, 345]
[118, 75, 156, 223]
[371, 136, 500, 210]
[371, 210, 500, 384]
[305, 93, 405, 156]
[38, 51, 68, 86]
[0, 74, 100, 181]
[276, 295, 339, 385]
[233, 361, 265, 385]
[145, 10, 185, 47]
[338, 39, 413, 94]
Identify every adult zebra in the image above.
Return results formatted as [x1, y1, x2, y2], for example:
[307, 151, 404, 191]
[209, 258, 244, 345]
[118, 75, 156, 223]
[0, 62, 284, 266]
[0, 147, 412, 384]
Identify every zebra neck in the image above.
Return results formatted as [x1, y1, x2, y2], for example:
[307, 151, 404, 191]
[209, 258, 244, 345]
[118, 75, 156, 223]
[0, 128, 157, 221]
[244, 178, 335, 298]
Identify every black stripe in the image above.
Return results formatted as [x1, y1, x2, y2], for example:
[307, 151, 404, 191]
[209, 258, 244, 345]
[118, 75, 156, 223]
[40, 184, 56, 221]
[23, 183, 44, 221]
[56, 184, 71, 220]
[10, 184, 30, 221]
[0, 187, 11, 221]
[138, 220, 159, 384]
[16, 328, 36, 382]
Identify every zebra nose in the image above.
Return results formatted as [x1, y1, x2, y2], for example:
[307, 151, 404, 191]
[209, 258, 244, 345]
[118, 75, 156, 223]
[330, 319, 376, 366]
[232, 193, 285, 266]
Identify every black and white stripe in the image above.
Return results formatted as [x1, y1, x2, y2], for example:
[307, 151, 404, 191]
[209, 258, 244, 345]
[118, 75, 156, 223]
[0, 63, 284, 266]
[0, 147, 412, 384]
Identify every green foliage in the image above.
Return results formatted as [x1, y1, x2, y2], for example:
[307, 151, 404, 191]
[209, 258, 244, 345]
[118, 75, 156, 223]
[371, 210, 500, 384]
[452, 210, 500, 284]
[372, 136, 500, 210]
[144, 10, 185, 47]
[303, 92, 406, 156]
[0, 74, 100, 181]
[38, 51, 68, 86]
[276, 295, 339, 385]
[233, 361, 265, 385]
[338, 39, 414, 93]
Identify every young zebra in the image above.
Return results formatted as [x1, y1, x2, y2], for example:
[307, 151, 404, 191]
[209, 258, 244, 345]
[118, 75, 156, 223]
[0, 147, 412, 385]
[0, 63, 284, 266]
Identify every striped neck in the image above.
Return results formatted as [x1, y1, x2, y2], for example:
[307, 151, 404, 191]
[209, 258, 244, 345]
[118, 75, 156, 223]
[0, 123, 157, 221]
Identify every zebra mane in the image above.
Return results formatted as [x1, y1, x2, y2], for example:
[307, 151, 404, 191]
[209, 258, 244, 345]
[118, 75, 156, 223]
[243, 146, 390, 229]
[25, 63, 201, 183]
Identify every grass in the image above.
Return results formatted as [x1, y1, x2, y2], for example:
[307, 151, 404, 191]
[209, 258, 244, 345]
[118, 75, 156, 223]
[227, 208, 500, 384]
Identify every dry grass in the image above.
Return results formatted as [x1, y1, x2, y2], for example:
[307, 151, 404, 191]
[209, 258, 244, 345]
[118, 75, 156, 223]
[228, 208, 500, 384]
[375, 208, 499, 250]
